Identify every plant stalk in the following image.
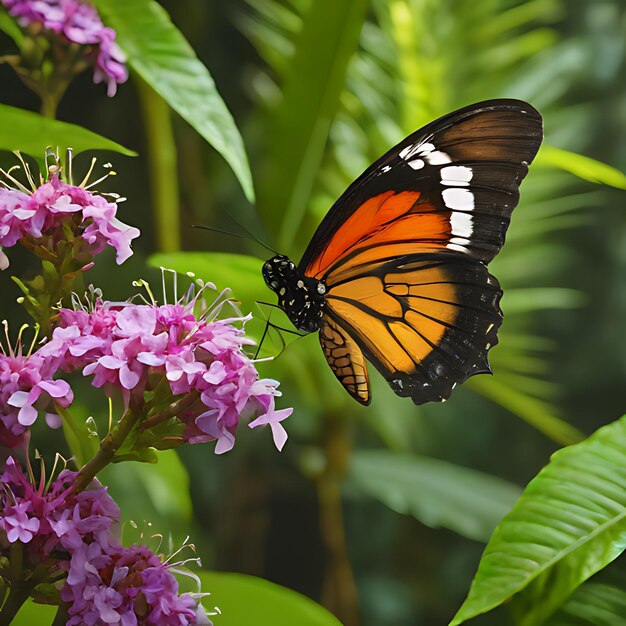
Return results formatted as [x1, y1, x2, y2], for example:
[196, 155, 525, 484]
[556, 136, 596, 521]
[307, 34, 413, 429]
[140, 392, 199, 431]
[136, 77, 181, 252]
[74, 407, 140, 492]
[316, 414, 359, 626]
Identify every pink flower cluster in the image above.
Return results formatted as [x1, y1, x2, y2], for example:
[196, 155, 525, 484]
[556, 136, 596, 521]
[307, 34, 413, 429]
[0, 344, 71, 447]
[46, 298, 292, 453]
[2, 0, 128, 95]
[62, 542, 203, 626]
[0, 456, 119, 561]
[0, 175, 140, 270]
[0, 457, 207, 625]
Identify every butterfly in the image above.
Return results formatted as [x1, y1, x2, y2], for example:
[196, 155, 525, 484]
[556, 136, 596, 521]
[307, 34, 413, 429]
[262, 99, 543, 406]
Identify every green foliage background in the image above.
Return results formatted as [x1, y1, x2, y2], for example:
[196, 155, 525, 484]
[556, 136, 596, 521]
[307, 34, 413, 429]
[1, 0, 625, 624]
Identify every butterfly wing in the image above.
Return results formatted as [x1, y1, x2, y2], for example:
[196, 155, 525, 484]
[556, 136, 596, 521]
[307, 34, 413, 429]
[299, 99, 543, 282]
[319, 316, 371, 405]
[299, 99, 542, 403]
[323, 253, 502, 404]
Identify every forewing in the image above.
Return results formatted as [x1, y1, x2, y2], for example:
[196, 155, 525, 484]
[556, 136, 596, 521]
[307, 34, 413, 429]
[299, 99, 542, 280]
[319, 316, 370, 405]
[323, 253, 502, 405]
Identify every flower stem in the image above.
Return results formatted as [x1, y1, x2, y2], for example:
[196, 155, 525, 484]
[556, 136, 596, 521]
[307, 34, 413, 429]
[40, 92, 59, 119]
[316, 414, 359, 626]
[140, 392, 199, 431]
[136, 76, 181, 253]
[74, 408, 140, 492]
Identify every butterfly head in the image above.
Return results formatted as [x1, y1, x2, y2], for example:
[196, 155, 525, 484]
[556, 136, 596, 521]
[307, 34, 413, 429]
[262, 255, 326, 333]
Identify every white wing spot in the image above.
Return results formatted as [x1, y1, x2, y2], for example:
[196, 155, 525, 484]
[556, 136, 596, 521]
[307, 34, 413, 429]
[446, 242, 469, 253]
[408, 158, 425, 170]
[400, 144, 422, 160]
[417, 142, 435, 155]
[450, 212, 473, 238]
[442, 188, 474, 211]
[440, 165, 472, 186]
[425, 150, 452, 165]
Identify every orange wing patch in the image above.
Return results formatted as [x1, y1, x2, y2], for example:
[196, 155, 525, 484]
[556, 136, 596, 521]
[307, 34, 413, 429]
[320, 316, 370, 405]
[321, 255, 502, 404]
[325, 261, 458, 375]
[305, 191, 454, 283]
[305, 191, 437, 278]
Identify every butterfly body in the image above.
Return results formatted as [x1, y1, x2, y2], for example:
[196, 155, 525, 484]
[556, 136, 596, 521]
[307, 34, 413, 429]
[263, 99, 543, 406]
[262, 254, 327, 332]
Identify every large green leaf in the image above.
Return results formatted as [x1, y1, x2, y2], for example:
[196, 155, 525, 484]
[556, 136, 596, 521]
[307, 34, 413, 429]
[256, 0, 368, 251]
[0, 104, 135, 157]
[199, 571, 342, 626]
[546, 582, 626, 626]
[347, 450, 521, 543]
[451, 415, 626, 626]
[101, 449, 193, 527]
[92, 0, 254, 202]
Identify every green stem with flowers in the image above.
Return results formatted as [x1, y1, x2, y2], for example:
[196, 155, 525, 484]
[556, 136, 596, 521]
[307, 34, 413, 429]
[74, 406, 142, 492]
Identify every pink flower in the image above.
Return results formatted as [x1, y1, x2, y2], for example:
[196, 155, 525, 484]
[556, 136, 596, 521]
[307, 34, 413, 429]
[1, 457, 209, 623]
[0, 457, 120, 558]
[0, 175, 139, 269]
[2, 501, 40, 542]
[1, 0, 128, 95]
[0, 345, 72, 447]
[49, 293, 292, 454]
[61, 542, 207, 626]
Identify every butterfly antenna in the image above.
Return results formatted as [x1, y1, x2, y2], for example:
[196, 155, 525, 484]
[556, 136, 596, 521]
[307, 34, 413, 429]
[191, 224, 252, 242]
[224, 213, 279, 256]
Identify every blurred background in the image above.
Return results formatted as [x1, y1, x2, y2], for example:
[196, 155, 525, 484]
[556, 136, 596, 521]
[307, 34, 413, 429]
[1, 0, 625, 624]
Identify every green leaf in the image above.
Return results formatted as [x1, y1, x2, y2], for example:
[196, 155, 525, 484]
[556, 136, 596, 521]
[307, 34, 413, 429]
[101, 449, 192, 523]
[451, 415, 626, 626]
[347, 450, 521, 543]
[0, 104, 136, 157]
[0, 6, 24, 45]
[256, 0, 368, 251]
[502, 287, 585, 314]
[546, 582, 626, 626]
[56, 404, 100, 468]
[536, 145, 626, 189]
[92, 0, 254, 202]
[11, 599, 57, 625]
[467, 376, 585, 446]
[199, 571, 342, 626]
